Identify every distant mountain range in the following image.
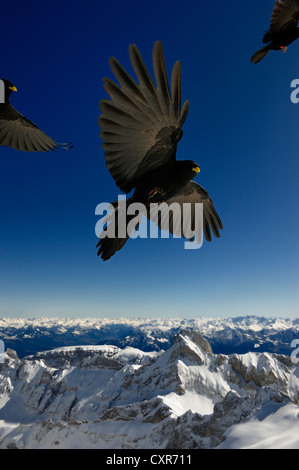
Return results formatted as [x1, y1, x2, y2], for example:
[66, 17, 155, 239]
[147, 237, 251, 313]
[0, 328, 298, 449]
[0, 316, 298, 358]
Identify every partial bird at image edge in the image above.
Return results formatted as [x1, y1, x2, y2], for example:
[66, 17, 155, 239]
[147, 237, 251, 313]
[251, 0, 299, 64]
[0, 79, 73, 152]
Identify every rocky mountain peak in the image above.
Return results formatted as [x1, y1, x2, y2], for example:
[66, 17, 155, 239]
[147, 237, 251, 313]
[173, 329, 213, 354]
[0, 328, 298, 449]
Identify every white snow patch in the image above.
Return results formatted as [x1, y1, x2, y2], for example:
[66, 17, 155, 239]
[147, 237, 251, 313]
[161, 391, 215, 417]
[219, 404, 299, 449]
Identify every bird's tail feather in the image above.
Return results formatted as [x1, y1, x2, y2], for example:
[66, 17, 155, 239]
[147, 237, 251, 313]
[96, 198, 141, 261]
[250, 45, 271, 64]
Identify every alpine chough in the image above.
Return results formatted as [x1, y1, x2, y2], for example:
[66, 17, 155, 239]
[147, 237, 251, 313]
[251, 0, 299, 64]
[97, 41, 223, 261]
[0, 79, 72, 152]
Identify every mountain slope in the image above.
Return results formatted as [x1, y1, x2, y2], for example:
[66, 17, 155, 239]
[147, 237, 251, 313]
[0, 316, 298, 357]
[0, 329, 298, 449]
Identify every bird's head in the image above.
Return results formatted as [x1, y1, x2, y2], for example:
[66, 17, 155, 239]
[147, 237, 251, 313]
[0, 79, 17, 101]
[186, 160, 200, 180]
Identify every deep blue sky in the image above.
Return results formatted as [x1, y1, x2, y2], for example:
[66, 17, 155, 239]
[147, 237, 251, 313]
[0, 0, 298, 318]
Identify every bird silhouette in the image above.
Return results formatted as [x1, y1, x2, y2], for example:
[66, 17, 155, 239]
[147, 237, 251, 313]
[0, 79, 72, 152]
[97, 41, 222, 261]
[251, 0, 299, 63]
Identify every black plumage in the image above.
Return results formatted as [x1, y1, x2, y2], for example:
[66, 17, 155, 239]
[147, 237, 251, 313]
[0, 79, 72, 152]
[97, 41, 222, 261]
[251, 0, 299, 64]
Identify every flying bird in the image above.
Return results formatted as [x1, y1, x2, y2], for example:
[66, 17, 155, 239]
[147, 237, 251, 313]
[97, 41, 223, 261]
[0, 79, 72, 152]
[251, 0, 299, 64]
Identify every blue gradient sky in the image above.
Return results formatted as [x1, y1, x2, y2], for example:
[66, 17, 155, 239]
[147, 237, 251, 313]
[0, 0, 298, 319]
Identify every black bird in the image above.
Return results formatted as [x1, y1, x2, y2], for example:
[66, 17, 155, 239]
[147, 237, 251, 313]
[0, 79, 72, 152]
[97, 41, 223, 261]
[251, 0, 299, 64]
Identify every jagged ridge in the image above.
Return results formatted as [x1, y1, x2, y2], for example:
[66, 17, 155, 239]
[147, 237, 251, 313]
[0, 329, 298, 449]
[0, 316, 298, 358]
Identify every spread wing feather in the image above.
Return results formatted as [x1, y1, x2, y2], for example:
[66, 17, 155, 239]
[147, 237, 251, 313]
[263, 0, 299, 43]
[0, 104, 72, 152]
[149, 181, 223, 244]
[98, 41, 189, 193]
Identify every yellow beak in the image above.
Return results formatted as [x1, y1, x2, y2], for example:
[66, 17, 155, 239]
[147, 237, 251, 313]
[192, 166, 200, 174]
[9, 86, 17, 92]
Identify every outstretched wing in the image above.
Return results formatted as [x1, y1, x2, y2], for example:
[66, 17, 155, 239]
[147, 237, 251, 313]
[149, 181, 223, 244]
[0, 104, 72, 152]
[263, 0, 299, 43]
[98, 41, 189, 193]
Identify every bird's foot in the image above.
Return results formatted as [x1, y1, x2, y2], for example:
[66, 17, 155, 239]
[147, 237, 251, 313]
[280, 46, 287, 53]
[148, 187, 166, 205]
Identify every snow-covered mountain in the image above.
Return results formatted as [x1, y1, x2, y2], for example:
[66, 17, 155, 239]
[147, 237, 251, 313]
[0, 316, 298, 358]
[0, 329, 298, 449]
